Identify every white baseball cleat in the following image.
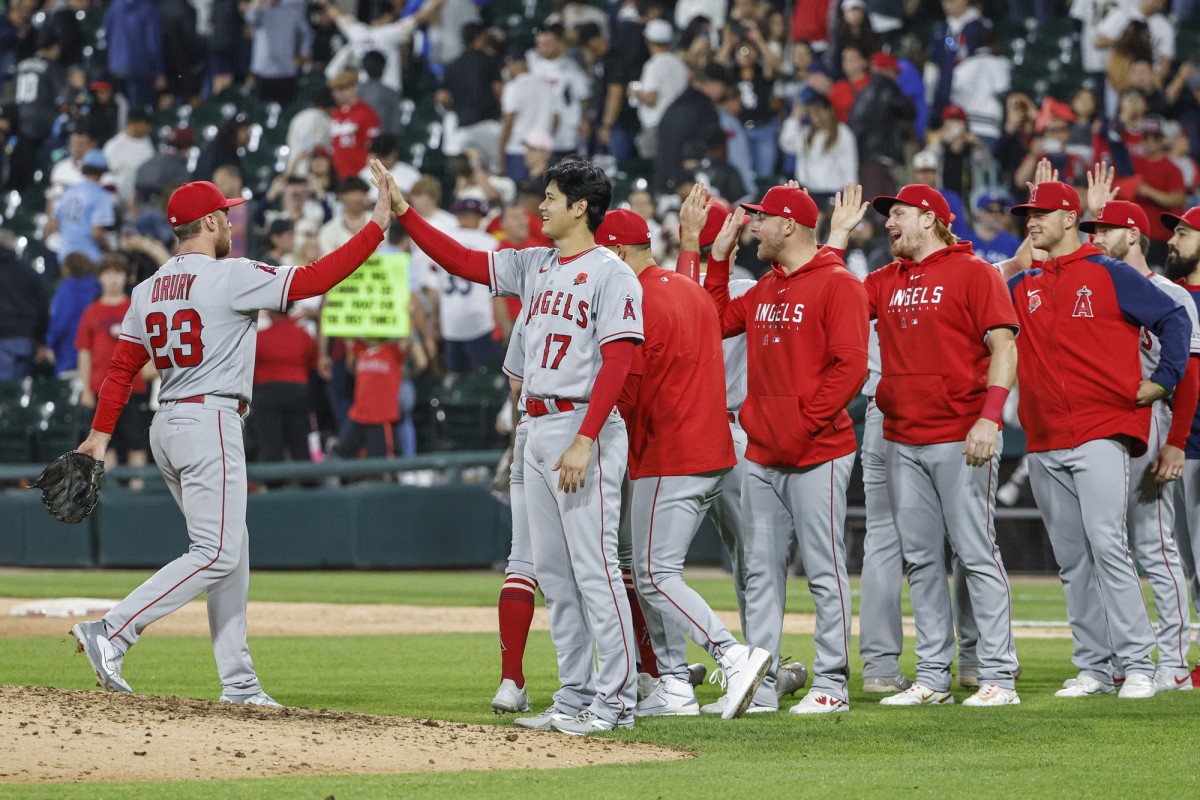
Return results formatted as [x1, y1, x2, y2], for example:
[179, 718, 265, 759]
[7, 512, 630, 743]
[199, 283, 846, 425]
[862, 674, 913, 694]
[491, 679, 531, 713]
[775, 661, 808, 699]
[1117, 673, 1157, 699]
[1054, 674, 1114, 698]
[219, 691, 281, 707]
[788, 690, 849, 714]
[635, 675, 700, 717]
[514, 705, 575, 730]
[699, 694, 777, 714]
[879, 682, 955, 706]
[715, 644, 772, 720]
[549, 709, 633, 736]
[1153, 667, 1194, 692]
[962, 683, 1020, 707]
[71, 621, 132, 694]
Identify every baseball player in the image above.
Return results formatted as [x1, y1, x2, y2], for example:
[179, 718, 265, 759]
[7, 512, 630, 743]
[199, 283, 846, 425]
[1163, 205, 1200, 685]
[852, 184, 1022, 707]
[492, 315, 538, 713]
[1006, 180, 1192, 699]
[381, 157, 643, 735]
[703, 186, 869, 714]
[69, 175, 395, 702]
[1081, 196, 1200, 691]
[599, 208, 771, 720]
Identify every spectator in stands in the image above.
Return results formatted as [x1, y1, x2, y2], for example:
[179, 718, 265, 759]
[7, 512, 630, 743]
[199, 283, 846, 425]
[966, 192, 1021, 264]
[830, 46, 870, 123]
[1164, 120, 1198, 195]
[259, 219, 296, 267]
[46, 252, 98, 376]
[102, 107, 156, 211]
[251, 307, 318, 464]
[359, 134, 421, 200]
[441, 22, 504, 171]
[84, 80, 123, 146]
[893, 35, 930, 144]
[337, 338, 407, 459]
[211, 165, 252, 260]
[994, 90, 1036, 180]
[715, 81, 757, 196]
[1166, 57, 1200, 159]
[0, 231, 49, 381]
[75, 254, 151, 482]
[1125, 59, 1170, 115]
[15, 27, 67, 147]
[910, 149, 972, 240]
[0, 0, 39, 98]
[841, 213, 891, 278]
[1097, 0, 1175, 89]
[779, 91, 857, 207]
[833, 0, 881, 76]
[319, 177, 373, 255]
[449, 148, 517, 211]
[655, 65, 724, 191]
[286, 87, 335, 165]
[928, 0, 988, 121]
[791, 0, 833, 53]
[1013, 113, 1087, 192]
[327, 69, 381, 180]
[261, 174, 330, 235]
[135, 126, 193, 206]
[358, 51, 403, 138]
[929, 104, 994, 207]
[161, 0, 204, 107]
[1132, 115, 1187, 249]
[53, 150, 113, 264]
[514, 130, 554, 201]
[499, 52, 559, 182]
[210, 0, 252, 95]
[306, 0, 341, 68]
[102, 0, 165, 112]
[1068, 87, 1101, 163]
[630, 19, 690, 161]
[1072, 0, 1119, 90]
[0, 104, 13, 191]
[194, 112, 250, 183]
[775, 40, 830, 115]
[247, 0, 313, 107]
[949, 26, 1010, 152]
[720, 25, 782, 181]
[676, 0, 725, 30]
[848, 51, 914, 200]
[320, 0, 447, 94]
[528, 24, 591, 162]
[597, 1, 652, 164]
[545, 0, 608, 35]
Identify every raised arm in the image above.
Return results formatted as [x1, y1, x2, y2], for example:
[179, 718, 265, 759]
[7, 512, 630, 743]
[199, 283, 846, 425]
[704, 212, 751, 337]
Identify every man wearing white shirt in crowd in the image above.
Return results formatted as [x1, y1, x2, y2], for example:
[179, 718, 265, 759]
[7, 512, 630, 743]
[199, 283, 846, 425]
[319, 0, 447, 93]
[102, 107, 155, 210]
[630, 19, 690, 161]
[527, 24, 591, 162]
[318, 177, 373, 255]
[675, 0, 726, 29]
[499, 53, 560, 182]
[359, 134, 422, 201]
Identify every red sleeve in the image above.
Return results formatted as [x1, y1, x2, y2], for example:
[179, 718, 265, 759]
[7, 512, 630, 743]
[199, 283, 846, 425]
[801, 279, 870, 435]
[703, 257, 750, 337]
[971, 262, 1020, 337]
[397, 207, 491, 284]
[617, 345, 644, 424]
[92, 338, 151, 434]
[578, 339, 637, 440]
[1168, 356, 1200, 450]
[287, 221, 385, 300]
[677, 249, 701, 283]
[862, 268, 879, 320]
[74, 305, 95, 352]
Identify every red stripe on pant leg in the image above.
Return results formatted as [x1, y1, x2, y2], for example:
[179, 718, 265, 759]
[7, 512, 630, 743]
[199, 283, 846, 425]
[597, 438, 633, 718]
[111, 412, 229, 640]
[646, 477, 722, 650]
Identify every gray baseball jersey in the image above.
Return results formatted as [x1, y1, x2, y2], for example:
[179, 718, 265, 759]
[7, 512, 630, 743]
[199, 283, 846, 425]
[490, 245, 644, 728]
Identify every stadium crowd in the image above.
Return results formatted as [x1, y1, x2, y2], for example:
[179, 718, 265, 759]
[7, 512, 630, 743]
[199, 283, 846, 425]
[1, 0, 1199, 468]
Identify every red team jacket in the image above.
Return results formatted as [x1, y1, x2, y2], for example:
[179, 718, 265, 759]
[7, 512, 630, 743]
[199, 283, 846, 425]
[864, 242, 1019, 445]
[705, 248, 869, 469]
[1007, 243, 1191, 457]
[619, 265, 736, 480]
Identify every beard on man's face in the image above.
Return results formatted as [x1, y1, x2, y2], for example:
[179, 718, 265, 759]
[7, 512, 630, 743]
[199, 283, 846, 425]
[1165, 245, 1200, 281]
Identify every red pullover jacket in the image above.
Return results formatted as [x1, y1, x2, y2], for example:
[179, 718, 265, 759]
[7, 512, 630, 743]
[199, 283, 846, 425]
[1007, 243, 1191, 457]
[705, 248, 869, 468]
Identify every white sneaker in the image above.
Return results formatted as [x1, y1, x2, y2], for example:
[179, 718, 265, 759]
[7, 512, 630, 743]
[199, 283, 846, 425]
[1154, 667, 1194, 692]
[219, 691, 281, 707]
[1118, 672, 1157, 699]
[1055, 674, 1114, 697]
[71, 621, 132, 694]
[715, 644, 771, 720]
[635, 675, 700, 717]
[962, 683, 1020, 707]
[699, 694, 777, 714]
[550, 709, 630, 736]
[514, 705, 575, 730]
[491, 679, 531, 713]
[879, 682, 954, 706]
[637, 672, 659, 701]
[789, 690, 849, 714]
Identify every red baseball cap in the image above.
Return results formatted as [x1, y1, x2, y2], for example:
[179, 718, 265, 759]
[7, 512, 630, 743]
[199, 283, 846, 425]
[167, 181, 246, 226]
[596, 209, 651, 246]
[870, 52, 900, 72]
[1079, 200, 1150, 235]
[872, 184, 955, 226]
[741, 186, 819, 228]
[942, 103, 968, 122]
[685, 202, 751, 248]
[1010, 180, 1081, 216]
[1162, 206, 1200, 233]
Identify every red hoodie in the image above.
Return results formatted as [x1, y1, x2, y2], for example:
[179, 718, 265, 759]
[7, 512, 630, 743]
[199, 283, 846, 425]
[705, 248, 868, 468]
[864, 242, 1018, 445]
[1008, 243, 1191, 457]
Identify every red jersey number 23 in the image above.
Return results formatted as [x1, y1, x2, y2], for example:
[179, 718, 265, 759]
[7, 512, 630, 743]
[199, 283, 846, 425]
[146, 309, 205, 369]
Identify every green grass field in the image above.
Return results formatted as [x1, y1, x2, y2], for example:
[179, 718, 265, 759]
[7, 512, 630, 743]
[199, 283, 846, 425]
[1, 569, 1198, 798]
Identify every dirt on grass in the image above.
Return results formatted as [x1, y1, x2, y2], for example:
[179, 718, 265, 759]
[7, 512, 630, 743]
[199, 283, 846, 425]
[0, 685, 689, 784]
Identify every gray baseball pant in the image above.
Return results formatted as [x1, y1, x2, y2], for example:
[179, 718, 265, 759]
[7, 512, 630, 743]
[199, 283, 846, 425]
[505, 423, 535, 581]
[1127, 404, 1191, 671]
[709, 419, 749, 636]
[1028, 439, 1157, 681]
[885, 436, 1018, 691]
[743, 454, 856, 707]
[1172, 459, 1200, 649]
[102, 402, 263, 697]
[523, 408, 637, 725]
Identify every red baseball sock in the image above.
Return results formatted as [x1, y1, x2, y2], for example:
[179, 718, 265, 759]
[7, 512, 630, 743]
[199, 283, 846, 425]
[623, 568, 658, 677]
[498, 575, 537, 686]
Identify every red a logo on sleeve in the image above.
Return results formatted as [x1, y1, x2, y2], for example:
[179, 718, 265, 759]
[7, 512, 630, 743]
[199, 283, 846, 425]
[1072, 285, 1094, 318]
[623, 296, 637, 320]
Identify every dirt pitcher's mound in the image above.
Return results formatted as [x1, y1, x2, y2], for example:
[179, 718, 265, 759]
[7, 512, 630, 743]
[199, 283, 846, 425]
[0, 686, 690, 784]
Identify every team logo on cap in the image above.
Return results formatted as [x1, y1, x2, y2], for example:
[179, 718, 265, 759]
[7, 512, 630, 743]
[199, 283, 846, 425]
[783, 206, 791, 213]
[574, 273, 588, 285]
[1062, 199, 1070, 207]
[921, 200, 930, 207]
[607, 234, 617, 241]
[1028, 289, 1042, 314]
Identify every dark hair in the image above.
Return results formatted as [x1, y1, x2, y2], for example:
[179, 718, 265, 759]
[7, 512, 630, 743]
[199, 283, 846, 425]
[575, 22, 602, 45]
[62, 252, 94, 278]
[461, 21, 486, 47]
[370, 133, 399, 155]
[338, 176, 371, 194]
[97, 253, 130, 275]
[313, 86, 335, 109]
[362, 50, 387, 80]
[543, 157, 611, 233]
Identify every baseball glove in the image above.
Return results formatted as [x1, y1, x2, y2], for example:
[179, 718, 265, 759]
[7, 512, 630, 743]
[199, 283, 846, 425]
[33, 451, 105, 524]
